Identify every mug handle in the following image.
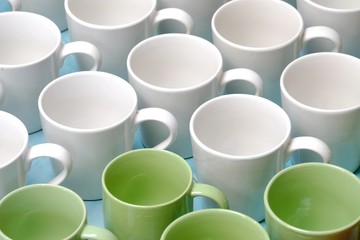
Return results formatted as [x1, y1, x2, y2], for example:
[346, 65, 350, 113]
[302, 26, 342, 53]
[58, 41, 102, 71]
[24, 143, 72, 185]
[134, 108, 178, 150]
[81, 225, 118, 240]
[220, 68, 264, 96]
[7, 0, 21, 10]
[190, 183, 229, 209]
[152, 8, 194, 34]
[283, 136, 332, 170]
[0, 83, 4, 105]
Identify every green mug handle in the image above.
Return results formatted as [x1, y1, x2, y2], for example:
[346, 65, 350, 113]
[81, 225, 118, 240]
[190, 183, 229, 209]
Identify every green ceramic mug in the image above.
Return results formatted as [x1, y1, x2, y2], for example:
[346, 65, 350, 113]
[265, 162, 360, 240]
[161, 208, 270, 239]
[102, 149, 228, 240]
[0, 184, 118, 240]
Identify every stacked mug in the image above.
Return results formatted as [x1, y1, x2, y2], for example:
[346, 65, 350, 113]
[1, 0, 360, 239]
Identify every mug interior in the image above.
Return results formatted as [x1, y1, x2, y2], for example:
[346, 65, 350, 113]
[0, 185, 85, 239]
[266, 163, 360, 231]
[162, 209, 269, 240]
[191, 95, 290, 156]
[0, 12, 59, 65]
[39, 72, 137, 130]
[104, 150, 192, 206]
[213, 0, 301, 48]
[309, 0, 360, 9]
[0, 112, 27, 167]
[282, 53, 360, 110]
[67, 0, 154, 26]
[129, 34, 222, 89]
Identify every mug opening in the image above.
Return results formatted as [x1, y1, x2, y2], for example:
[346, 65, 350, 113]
[128, 34, 222, 90]
[0, 185, 85, 239]
[39, 72, 137, 131]
[103, 149, 192, 207]
[0, 12, 60, 66]
[213, 0, 302, 49]
[191, 95, 291, 158]
[66, 0, 155, 27]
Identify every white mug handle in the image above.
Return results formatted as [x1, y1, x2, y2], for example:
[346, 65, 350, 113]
[302, 26, 342, 53]
[152, 8, 194, 35]
[282, 136, 332, 171]
[23, 143, 72, 185]
[58, 41, 102, 71]
[220, 68, 264, 96]
[8, 0, 21, 10]
[134, 108, 178, 150]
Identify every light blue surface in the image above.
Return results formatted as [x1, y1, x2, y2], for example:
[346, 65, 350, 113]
[24, 30, 360, 231]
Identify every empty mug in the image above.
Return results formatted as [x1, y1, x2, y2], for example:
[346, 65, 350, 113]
[280, 52, 360, 172]
[102, 149, 228, 240]
[38, 71, 178, 200]
[190, 94, 331, 221]
[0, 184, 118, 239]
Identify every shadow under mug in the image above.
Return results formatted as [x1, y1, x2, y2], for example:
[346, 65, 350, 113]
[102, 149, 228, 240]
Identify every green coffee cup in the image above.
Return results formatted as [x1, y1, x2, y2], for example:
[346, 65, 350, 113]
[265, 162, 360, 240]
[161, 209, 270, 239]
[0, 184, 118, 240]
[102, 149, 228, 240]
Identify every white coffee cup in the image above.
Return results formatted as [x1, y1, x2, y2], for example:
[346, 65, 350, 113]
[38, 71, 178, 200]
[3, 0, 67, 31]
[0, 110, 72, 199]
[128, 33, 263, 158]
[189, 94, 331, 222]
[157, 0, 228, 41]
[281, 52, 360, 172]
[0, 12, 101, 133]
[65, 0, 193, 80]
[297, 0, 360, 58]
[212, 0, 341, 105]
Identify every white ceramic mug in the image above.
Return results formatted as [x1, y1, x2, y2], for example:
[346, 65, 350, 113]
[297, 0, 360, 58]
[157, 0, 228, 41]
[212, 0, 341, 105]
[0, 12, 101, 133]
[189, 94, 331, 222]
[38, 71, 178, 200]
[281, 52, 360, 172]
[0, 111, 72, 199]
[2, 0, 67, 31]
[128, 33, 263, 158]
[65, 0, 193, 80]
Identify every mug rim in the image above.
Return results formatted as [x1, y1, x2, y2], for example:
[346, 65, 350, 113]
[65, 0, 156, 30]
[211, 0, 304, 52]
[0, 184, 87, 240]
[0, 111, 28, 168]
[38, 71, 138, 133]
[102, 149, 193, 209]
[189, 94, 292, 160]
[0, 12, 61, 68]
[300, 0, 360, 12]
[161, 208, 270, 240]
[280, 52, 360, 113]
[264, 162, 360, 236]
[127, 33, 223, 92]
